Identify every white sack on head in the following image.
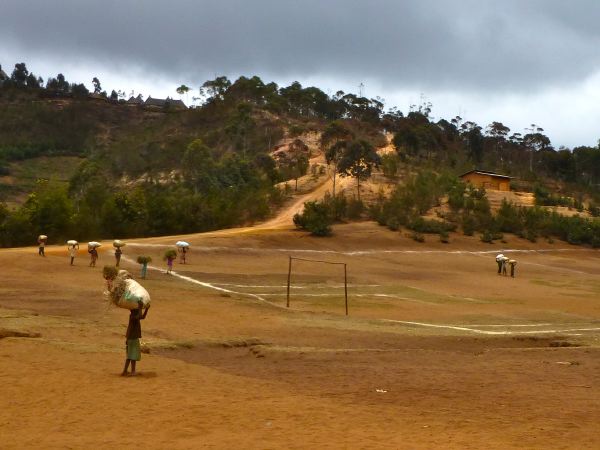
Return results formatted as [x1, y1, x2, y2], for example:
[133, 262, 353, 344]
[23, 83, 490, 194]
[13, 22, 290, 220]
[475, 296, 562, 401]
[106, 272, 151, 310]
[115, 279, 151, 310]
[38, 235, 48, 241]
[509, 259, 517, 265]
[113, 239, 126, 248]
[67, 240, 78, 246]
[495, 253, 504, 262]
[88, 241, 102, 248]
[176, 241, 190, 247]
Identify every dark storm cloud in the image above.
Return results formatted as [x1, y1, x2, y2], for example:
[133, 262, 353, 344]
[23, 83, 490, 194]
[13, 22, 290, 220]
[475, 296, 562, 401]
[2, 0, 600, 92]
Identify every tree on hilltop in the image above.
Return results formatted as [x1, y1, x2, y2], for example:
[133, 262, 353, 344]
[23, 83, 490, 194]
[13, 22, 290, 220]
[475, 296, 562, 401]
[337, 140, 381, 201]
[321, 120, 354, 198]
[92, 77, 102, 94]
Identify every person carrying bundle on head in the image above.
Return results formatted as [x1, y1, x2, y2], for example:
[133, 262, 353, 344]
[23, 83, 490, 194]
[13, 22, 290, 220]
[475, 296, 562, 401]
[113, 240, 125, 267]
[88, 242, 101, 267]
[176, 241, 189, 264]
[38, 235, 47, 257]
[501, 256, 509, 276]
[164, 249, 177, 274]
[67, 240, 79, 266]
[509, 259, 517, 278]
[495, 253, 504, 275]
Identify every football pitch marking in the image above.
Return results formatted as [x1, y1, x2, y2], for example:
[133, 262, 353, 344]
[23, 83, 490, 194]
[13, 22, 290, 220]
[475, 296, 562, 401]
[122, 255, 600, 337]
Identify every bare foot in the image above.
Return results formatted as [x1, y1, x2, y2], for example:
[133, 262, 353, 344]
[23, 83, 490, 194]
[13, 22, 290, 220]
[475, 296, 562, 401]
[120, 371, 128, 377]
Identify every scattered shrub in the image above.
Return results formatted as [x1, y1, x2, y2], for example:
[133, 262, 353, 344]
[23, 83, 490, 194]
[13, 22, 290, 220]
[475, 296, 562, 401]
[410, 231, 425, 242]
[293, 201, 332, 236]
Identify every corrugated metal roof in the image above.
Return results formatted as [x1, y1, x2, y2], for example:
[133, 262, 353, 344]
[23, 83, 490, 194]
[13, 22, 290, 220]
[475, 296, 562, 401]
[459, 170, 512, 179]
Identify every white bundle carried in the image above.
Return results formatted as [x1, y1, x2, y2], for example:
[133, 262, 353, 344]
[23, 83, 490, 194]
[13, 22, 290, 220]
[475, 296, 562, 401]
[495, 253, 505, 262]
[502, 256, 510, 262]
[508, 259, 517, 265]
[176, 241, 190, 248]
[38, 234, 48, 242]
[113, 239, 126, 248]
[88, 241, 102, 249]
[107, 270, 151, 310]
[67, 239, 78, 246]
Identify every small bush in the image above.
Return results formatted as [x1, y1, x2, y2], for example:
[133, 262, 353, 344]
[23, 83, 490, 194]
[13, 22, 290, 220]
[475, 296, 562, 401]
[410, 231, 425, 242]
[480, 230, 494, 243]
[387, 217, 400, 231]
[346, 198, 364, 219]
[439, 230, 450, 243]
[293, 201, 332, 236]
[137, 256, 152, 264]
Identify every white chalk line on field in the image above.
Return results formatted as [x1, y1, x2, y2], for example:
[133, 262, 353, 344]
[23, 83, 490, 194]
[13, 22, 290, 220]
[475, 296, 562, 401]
[121, 256, 600, 337]
[120, 256, 285, 309]
[126, 242, 595, 257]
[380, 319, 600, 336]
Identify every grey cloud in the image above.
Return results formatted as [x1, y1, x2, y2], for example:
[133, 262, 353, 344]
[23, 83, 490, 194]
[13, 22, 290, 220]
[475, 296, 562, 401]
[2, 0, 600, 93]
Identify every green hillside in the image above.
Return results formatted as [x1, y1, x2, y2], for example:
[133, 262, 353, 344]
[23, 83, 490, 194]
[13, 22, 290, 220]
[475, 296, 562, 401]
[1, 63, 600, 247]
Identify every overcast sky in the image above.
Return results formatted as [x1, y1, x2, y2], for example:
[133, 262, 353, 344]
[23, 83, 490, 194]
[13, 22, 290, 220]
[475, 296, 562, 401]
[2, 0, 600, 148]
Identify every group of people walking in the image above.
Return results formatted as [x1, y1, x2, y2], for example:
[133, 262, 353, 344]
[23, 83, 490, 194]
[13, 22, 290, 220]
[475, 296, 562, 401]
[496, 253, 517, 277]
[38, 236, 122, 267]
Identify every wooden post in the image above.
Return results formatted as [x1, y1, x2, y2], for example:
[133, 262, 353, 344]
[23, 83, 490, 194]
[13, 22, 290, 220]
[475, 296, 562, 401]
[344, 263, 348, 316]
[287, 256, 292, 308]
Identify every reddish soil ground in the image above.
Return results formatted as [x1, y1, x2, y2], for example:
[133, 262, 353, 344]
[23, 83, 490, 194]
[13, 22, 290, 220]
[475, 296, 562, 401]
[2, 219, 600, 449]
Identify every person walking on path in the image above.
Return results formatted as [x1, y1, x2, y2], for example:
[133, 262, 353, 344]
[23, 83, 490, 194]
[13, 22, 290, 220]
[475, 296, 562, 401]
[164, 249, 176, 275]
[115, 246, 122, 267]
[495, 254, 504, 275]
[166, 254, 174, 274]
[509, 259, 517, 278]
[121, 301, 150, 376]
[501, 256, 509, 276]
[89, 247, 99, 267]
[38, 236, 47, 257]
[69, 245, 78, 265]
[179, 246, 187, 264]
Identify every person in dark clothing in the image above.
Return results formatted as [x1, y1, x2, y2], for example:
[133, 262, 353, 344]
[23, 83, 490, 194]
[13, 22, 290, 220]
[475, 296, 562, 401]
[89, 247, 98, 267]
[509, 259, 517, 278]
[115, 247, 122, 267]
[122, 301, 150, 376]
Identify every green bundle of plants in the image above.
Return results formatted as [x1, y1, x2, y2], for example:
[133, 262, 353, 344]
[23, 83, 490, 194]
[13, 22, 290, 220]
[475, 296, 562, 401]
[163, 249, 177, 260]
[137, 256, 152, 264]
[103, 265, 118, 280]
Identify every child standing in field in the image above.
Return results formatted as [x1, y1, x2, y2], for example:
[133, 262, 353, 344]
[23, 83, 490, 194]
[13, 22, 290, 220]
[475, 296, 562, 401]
[122, 301, 150, 376]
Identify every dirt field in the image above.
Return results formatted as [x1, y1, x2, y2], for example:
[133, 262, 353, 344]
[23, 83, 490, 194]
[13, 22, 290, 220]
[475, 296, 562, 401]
[2, 219, 600, 449]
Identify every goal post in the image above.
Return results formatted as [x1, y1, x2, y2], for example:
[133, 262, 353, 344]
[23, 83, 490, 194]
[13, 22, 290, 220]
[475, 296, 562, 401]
[286, 256, 349, 315]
